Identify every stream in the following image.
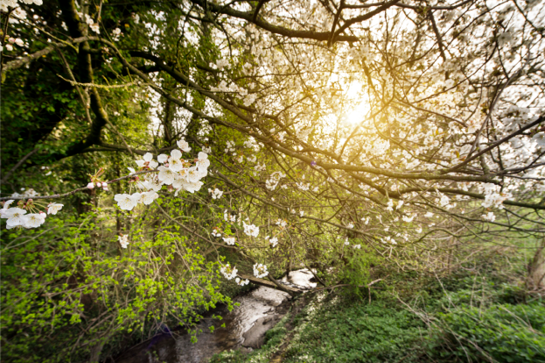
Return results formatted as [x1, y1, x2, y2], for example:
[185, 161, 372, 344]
[112, 269, 317, 363]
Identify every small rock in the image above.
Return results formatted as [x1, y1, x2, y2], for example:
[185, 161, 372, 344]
[242, 315, 283, 348]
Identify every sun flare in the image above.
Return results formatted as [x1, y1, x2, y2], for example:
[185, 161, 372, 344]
[344, 81, 370, 125]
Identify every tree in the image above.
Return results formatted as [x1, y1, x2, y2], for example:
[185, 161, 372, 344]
[1, 0, 544, 361]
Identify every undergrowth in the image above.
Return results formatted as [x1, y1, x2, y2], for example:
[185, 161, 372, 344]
[210, 271, 544, 363]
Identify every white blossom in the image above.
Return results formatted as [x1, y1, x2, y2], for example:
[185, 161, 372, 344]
[136, 152, 157, 169]
[253, 263, 268, 278]
[221, 264, 238, 280]
[209, 188, 223, 199]
[22, 213, 46, 228]
[225, 141, 236, 153]
[177, 139, 191, 152]
[224, 210, 237, 223]
[114, 193, 139, 211]
[112, 27, 122, 41]
[386, 199, 394, 212]
[247, 155, 257, 163]
[296, 182, 309, 191]
[182, 180, 203, 194]
[158, 166, 177, 185]
[482, 192, 511, 209]
[141, 191, 159, 205]
[157, 154, 168, 163]
[211, 228, 222, 238]
[3, 207, 27, 229]
[265, 171, 285, 190]
[243, 222, 259, 237]
[223, 236, 236, 245]
[381, 236, 397, 245]
[47, 203, 63, 215]
[197, 152, 210, 170]
[0, 200, 15, 218]
[482, 212, 496, 222]
[118, 234, 129, 248]
[235, 277, 250, 286]
[276, 219, 287, 228]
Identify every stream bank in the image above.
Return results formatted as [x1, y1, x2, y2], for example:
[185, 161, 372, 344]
[111, 269, 316, 363]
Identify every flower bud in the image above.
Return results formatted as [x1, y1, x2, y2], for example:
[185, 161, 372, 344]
[87, 182, 94, 189]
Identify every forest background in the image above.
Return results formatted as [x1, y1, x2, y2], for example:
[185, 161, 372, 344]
[1, 0, 545, 362]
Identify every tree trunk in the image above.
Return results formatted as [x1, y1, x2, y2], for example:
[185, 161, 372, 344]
[88, 340, 105, 363]
[528, 238, 545, 291]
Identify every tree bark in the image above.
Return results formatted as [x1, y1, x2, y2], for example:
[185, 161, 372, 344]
[528, 238, 545, 291]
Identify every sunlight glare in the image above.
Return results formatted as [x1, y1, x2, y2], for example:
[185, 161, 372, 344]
[343, 80, 370, 125]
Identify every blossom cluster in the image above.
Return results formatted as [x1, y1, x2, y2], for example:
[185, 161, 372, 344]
[482, 212, 496, 222]
[220, 263, 238, 280]
[243, 222, 260, 237]
[114, 140, 210, 211]
[380, 236, 397, 245]
[480, 183, 512, 209]
[1, 0, 42, 12]
[210, 80, 257, 107]
[265, 171, 285, 191]
[266, 236, 278, 247]
[77, 12, 100, 34]
[118, 234, 129, 248]
[223, 210, 237, 223]
[235, 277, 250, 286]
[2, 36, 26, 52]
[1, 200, 63, 229]
[223, 236, 236, 245]
[253, 263, 268, 278]
[209, 188, 223, 199]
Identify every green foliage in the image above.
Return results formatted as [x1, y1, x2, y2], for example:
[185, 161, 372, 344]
[339, 244, 381, 295]
[1, 199, 233, 362]
[430, 301, 545, 363]
[281, 296, 425, 363]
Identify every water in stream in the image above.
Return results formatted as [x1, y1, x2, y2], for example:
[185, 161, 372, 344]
[113, 269, 316, 363]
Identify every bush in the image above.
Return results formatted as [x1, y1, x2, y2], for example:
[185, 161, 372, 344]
[1, 203, 232, 362]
